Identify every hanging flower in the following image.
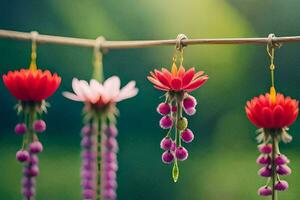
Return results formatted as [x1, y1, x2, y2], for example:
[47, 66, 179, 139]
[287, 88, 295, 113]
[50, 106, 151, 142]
[63, 76, 138, 106]
[148, 63, 208, 182]
[3, 69, 61, 102]
[147, 64, 208, 92]
[2, 68, 61, 200]
[246, 93, 298, 129]
[245, 88, 298, 197]
[63, 75, 138, 200]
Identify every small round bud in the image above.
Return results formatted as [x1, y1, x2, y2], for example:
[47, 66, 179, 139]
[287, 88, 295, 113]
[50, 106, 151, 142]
[256, 154, 271, 165]
[157, 103, 171, 115]
[33, 120, 46, 133]
[81, 125, 92, 136]
[16, 150, 30, 162]
[177, 117, 188, 131]
[22, 177, 36, 188]
[181, 129, 194, 143]
[82, 189, 96, 199]
[258, 144, 272, 154]
[184, 107, 196, 116]
[29, 141, 43, 154]
[24, 165, 39, 177]
[160, 137, 173, 150]
[81, 180, 95, 190]
[258, 166, 272, 177]
[171, 105, 178, 112]
[15, 123, 27, 135]
[170, 141, 176, 152]
[258, 186, 272, 196]
[162, 151, 174, 164]
[159, 116, 173, 129]
[102, 189, 116, 200]
[277, 165, 292, 176]
[275, 180, 289, 191]
[106, 125, 118, 137]
[275, 154, 290, 165]
[183, 95, 197, 110]
[81, 137, 94, 148]
[29, 155, 39, 165]
[22, 187, 36, 198]
[175, 146, 189, 161]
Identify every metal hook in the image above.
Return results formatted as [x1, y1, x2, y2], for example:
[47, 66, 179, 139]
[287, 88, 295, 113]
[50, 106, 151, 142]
[175, 33, 188, 51]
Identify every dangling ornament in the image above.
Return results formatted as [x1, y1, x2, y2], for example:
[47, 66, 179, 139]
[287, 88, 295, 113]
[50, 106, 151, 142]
[2, 31, 61, 200]
[147, 34, 209, 182]
[245, 34, 298, 199]
[63, 37, 138, 200]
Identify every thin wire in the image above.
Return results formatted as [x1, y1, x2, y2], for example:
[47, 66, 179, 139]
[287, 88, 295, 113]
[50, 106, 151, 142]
[93, 36, 105, 82]
[1, 29, 300, 49]
[29, 31, 38, 70]
[267, 34, 278, 88]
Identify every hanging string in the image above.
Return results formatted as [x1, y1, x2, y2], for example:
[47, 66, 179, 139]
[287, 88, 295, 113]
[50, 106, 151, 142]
[172, 34, 188, 66]
[267, 33, 281, 103]
[29, 31, 38, 71]
[93, 36, 105, 82]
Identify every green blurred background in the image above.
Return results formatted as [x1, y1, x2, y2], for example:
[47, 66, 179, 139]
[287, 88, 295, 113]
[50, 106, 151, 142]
[0, 0, 299, 199]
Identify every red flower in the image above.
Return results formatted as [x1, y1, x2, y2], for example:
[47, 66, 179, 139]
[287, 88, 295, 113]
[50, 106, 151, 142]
[147, 64, 208, 92]
[3, 69, 61, 102]
[245, 93, 299, 129]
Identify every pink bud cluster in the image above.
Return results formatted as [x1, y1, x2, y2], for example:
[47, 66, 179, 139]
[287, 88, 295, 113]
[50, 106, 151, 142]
[257, 144, 290, 196]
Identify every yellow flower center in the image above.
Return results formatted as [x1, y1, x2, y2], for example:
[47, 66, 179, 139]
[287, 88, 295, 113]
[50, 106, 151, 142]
[270, 86, 276, 104]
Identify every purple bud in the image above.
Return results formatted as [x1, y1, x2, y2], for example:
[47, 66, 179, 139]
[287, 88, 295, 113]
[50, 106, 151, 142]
[105, 138, 119, 152]
[29, 141, 43, 154]
[22, 177, 35, 188]
[183, 95, 197, 110]
[184, 107, 196, 116]
[275, 155, 290, 165]
[81, 170, 95, 180]
[275, 180, 289, 191]
[102, 171, 116, 181]
[104, 180, 118, 190]
[16, 150, 30, 162]
[171, 105, 177, 113]
[159, 116, 173, 129]
[170, 141, 176, 152]
[157, 103, 171, 115]
[258, 144, 272, 154]
[105, 162, 118, 172]
[81, 137, 94, 148]
[160, 137, 173, 150]
[82, 161, 96, 171]
[181, 129, 194, 143]
[29, 155, 39, 165]
[258, 186, 272, 196]
[104, 152, 117, 163]
[162, 151, 174, 164]
[81, 151, 97, 160]
[277, 165, 292, 176]
[22, 187, 35, 198]
[175, 147, 189, 161]
[81, 180, 95, 189]
[24, 165, 39, 177]
[33, 120, 46, 133]
[258, 166, 272, 177]
[102, 189, 116, 200]
[82, 189, 95, 199]
[81, 125, 92, 136]
[106, 125, 118, 137]
[15, 123, 27, 135]
[256, 155, 271, 165]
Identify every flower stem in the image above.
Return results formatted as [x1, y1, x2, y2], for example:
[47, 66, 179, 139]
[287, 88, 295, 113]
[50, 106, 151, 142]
[271, 131, 278, 200]
[93, 114, 101, 200]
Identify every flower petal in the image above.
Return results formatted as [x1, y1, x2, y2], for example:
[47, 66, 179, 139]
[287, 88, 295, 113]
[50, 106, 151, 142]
[117, 81, 138, 102]
[184, 75, 208, 92]
[62, 92, 83, 101]
[182, 68, 195, 87]
[273, 105, 284, 127]
[170, 78, 182, 91]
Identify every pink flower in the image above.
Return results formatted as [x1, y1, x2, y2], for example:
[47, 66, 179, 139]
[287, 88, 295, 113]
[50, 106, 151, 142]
[63, 76, 138, 106]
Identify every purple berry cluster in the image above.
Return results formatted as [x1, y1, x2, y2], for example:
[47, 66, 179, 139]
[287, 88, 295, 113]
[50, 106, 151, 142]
[15, 120, 45, 200]
[81, 125, 97, 200]
[257, 143, 290, 197]
[157, 93, 197, 182]
[101, 125, 119, 200]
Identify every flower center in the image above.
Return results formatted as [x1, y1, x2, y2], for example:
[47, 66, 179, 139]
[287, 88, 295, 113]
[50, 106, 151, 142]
[270, 86, 276, 104]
